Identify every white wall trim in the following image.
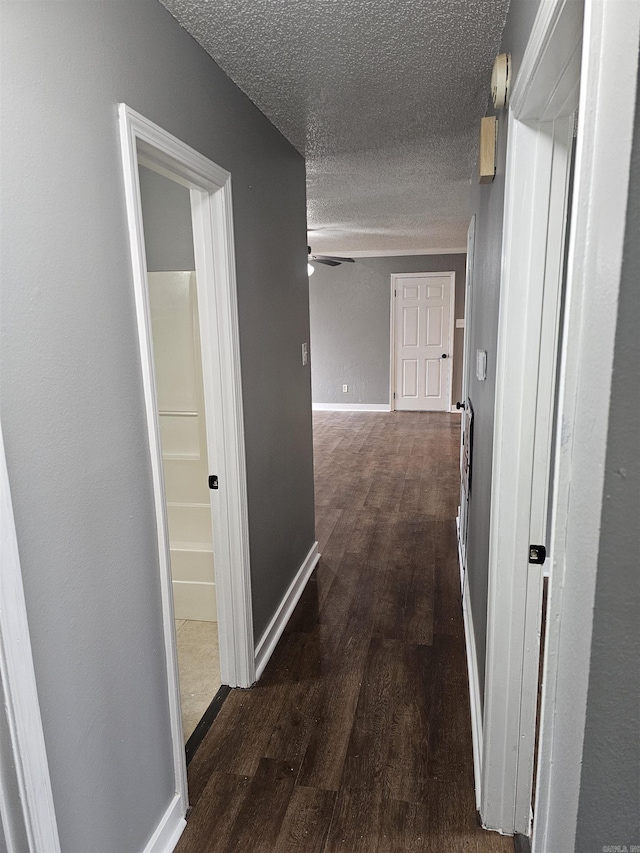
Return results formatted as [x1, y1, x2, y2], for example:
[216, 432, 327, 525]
[312, 403, 391, 412]
[118, 104, 255, 820]
[255, 542, 320, 680]
[0, 420, 61, 852]
[449, 405, 462, 414]
[313, 247, 467, 258]
[532, 2, 640, 851]
[141, 793, 186, 853]
[457, 512, 482, 813]
[482, 0, 582, 836]
[456, 513, 465, 591]
[462, 567, 484, 814]
[189, 181, 255, 688]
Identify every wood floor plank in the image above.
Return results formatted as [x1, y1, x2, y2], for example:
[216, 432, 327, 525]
[262, 648, 324, 767]
[376, 797, 439, 853]
[223, 758, 297, 852]
[402, 540, 436, 646]
[337, 637, 436, 805]
[322, 789, 383, 853]
[188, 632, 322, 804]
[186, 689, 282, 804]
[384, 642, 435, 805]
[273, 786, 336, 853]
[336, 637, 398, 795]
[176, 771, 251, 853]
[295, 634, 370, 791]
[356, 514, 434, 645]
[315, 507, 343, 551]
[427, 635, 474, 783]
[433, 521, 464, 638]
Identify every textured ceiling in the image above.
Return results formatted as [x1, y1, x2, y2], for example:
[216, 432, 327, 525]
[160, 0, 509, 253]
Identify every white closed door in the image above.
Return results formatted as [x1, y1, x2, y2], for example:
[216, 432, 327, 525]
[393, 272, 454, 411]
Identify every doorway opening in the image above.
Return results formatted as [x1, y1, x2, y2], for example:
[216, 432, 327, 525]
[138, 164, 220, 745]
[118, 105, 255, 816]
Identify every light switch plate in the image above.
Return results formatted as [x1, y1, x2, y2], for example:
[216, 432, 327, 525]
[476, 349, 487, 381]
[302, 342, 308, 366]
[456, 318, 465, 328]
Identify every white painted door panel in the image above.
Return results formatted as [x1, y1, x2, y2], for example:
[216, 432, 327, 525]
[394, 273, 454, 411]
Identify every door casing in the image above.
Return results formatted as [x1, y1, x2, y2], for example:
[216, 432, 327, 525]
[457, 215, 476, 578]
[481, 0, 583, 836]
[118, 105, 255, 817]
[482, 0, 640, 842]
[532, 2, 640, 850]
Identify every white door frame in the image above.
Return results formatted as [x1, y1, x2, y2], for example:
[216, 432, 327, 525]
[118, 105, 255, 811]
[0, 419, 61, 853]
[483, 0, 640, 840]
[460, 218, 475, 409]
[457, 215, 476, 575]
[481, 0, 582, 835]
[532, 2, 640, 850]
[389, 271, 456, 412]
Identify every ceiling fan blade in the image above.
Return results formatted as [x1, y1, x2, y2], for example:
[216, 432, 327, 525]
[314, 255, 355, 263]
[313, 257, 342, 267]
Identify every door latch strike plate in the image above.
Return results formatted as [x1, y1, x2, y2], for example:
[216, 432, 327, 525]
[209, 475, 218, 490]
[529, 544, 546, 565]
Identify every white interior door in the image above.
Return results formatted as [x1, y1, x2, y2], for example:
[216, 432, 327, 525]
[392, 272, 455, 411]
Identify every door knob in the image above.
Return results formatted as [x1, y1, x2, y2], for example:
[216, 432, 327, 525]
[441, 353, 448, 359]
[456, 401, 464, 410]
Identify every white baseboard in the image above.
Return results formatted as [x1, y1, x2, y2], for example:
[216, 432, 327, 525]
[141, 793, 186, 853]
[457, 513, 482, 811]
[450, 405, 463, 414]
[312, 403, 391, 412]
[254, 542, 320, 680]
[462, 569, 484, 813]
[456, 513, 465, 591]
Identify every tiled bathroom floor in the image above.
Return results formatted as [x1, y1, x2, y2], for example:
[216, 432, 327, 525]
[175, 620, 221, 742]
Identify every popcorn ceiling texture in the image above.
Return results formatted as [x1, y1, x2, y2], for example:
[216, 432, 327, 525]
[160, 0, 510, 252]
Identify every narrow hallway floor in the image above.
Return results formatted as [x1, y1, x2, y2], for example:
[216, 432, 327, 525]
[176, 411, 512, 852]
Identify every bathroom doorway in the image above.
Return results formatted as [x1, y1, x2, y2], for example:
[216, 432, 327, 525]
[139, 168, 219, 743]
[119, 105, 255, 809]
[139, 164, 220, 743]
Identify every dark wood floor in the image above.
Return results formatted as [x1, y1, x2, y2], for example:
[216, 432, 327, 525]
[177, 411, 513, 852]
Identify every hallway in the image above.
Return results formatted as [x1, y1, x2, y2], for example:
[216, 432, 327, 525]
[177, 412, 512, 852]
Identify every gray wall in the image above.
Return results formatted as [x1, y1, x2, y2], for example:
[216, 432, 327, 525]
[0, 3, 315, 851]
[309, 254, 466, 405]
[139, 165, 196, 271]
[574, 73, 640, 853]
[464, 0, 542, 698]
